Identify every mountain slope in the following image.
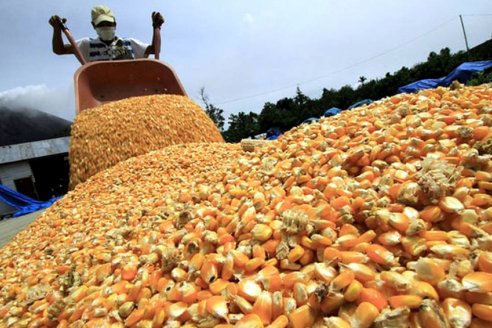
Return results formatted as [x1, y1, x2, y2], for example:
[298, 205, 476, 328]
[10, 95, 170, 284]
[0, 107, 72, 146]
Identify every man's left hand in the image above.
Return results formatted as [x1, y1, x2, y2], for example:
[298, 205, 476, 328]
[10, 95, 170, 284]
[152, 12, 165, 28]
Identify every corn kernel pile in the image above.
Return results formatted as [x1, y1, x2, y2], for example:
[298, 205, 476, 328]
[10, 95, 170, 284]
[1, 84, 492, 328]
[69, 94, 224, 189]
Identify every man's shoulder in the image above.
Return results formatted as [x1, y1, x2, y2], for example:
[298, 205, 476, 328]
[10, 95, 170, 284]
[76, 37, 90, 43]
[77, 37, 102, 44]
[119, 37, 142, 43]
[119, 37, 149, 49]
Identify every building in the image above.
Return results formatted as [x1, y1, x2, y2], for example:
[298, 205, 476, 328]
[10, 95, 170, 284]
[0, 137, 69, 217]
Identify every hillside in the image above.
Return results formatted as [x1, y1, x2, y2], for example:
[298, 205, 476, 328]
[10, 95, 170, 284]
[0, 107, 72, 146]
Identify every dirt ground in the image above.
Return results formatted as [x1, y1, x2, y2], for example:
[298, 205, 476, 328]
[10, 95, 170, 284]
[0, 210, 45, 248]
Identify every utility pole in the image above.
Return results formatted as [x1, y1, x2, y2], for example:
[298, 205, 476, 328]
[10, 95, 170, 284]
[459, 15, 470, 52]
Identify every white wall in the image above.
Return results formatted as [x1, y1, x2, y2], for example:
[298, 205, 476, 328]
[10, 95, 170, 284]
[0, 161, 34, 217]
[0, 161, 33, 190]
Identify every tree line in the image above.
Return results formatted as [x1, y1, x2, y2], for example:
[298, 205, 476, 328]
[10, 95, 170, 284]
[203, 39, 492, 143]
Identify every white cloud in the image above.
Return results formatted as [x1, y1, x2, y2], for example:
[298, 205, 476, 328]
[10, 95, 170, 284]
[0, 85, 74, 122]
[243, 13, 255, 25]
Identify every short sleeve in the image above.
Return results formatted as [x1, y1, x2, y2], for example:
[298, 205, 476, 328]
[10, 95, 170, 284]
[127, 38, 150, 58]
[76, 38, 91, 62]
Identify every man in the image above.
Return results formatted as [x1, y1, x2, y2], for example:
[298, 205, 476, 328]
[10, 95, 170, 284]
[49, 5, 164, 62]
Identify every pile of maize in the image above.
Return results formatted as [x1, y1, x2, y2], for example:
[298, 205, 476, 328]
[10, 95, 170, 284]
[69, 94, 224, 189]
[0, 83, 492, 328]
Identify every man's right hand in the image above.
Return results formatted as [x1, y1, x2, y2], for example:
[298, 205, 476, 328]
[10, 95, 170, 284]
[49, 15, 66, 29]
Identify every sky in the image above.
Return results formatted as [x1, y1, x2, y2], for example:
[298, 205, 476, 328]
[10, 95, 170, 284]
[0, 1, 491, 123]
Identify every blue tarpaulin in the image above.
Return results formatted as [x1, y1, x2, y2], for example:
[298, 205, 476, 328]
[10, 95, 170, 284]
[302, 117, 320, 124]
[323, 107, 342, 117]
[348, 99, 373, 109]
[398, 60, 492, 93]
[266, 127, 283, 140]
[0, 184, 59, 217]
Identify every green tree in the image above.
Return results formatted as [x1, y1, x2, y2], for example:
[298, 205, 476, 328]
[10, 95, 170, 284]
[199, 87, 225, 132]
[467, 71, 492, 86]
[223, 112, 260, 143]
[258, 102, 282, 132]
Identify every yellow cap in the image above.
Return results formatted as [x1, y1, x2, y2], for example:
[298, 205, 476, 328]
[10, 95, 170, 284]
[91, 5, 115, 25]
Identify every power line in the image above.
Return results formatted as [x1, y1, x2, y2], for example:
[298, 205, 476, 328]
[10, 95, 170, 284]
[216, 16, 458, 106]
[461, 14, 492, 17]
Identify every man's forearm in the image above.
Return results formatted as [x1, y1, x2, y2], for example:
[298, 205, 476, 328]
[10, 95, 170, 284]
[146, 27, 161, 55]
[52, 28, 69, 54]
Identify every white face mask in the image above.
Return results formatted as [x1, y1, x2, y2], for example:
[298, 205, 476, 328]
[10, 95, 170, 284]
[96, 27, 116, 41]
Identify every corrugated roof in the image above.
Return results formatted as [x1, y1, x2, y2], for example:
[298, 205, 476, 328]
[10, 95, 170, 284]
[0, 137, 69, 165]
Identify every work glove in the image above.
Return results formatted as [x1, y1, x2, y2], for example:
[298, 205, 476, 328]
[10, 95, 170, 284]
[49, 15, 66, 29]
[152, 12, 165, 28]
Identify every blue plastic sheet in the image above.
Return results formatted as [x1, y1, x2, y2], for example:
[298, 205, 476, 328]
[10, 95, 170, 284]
[348, 99, 373, 109]
[0, 184, 59, 217]
[323, 107, 342, 117]
[302, 117, 319, 124]
[399, 60, 492, 93]
[266, 127, 282, 140]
